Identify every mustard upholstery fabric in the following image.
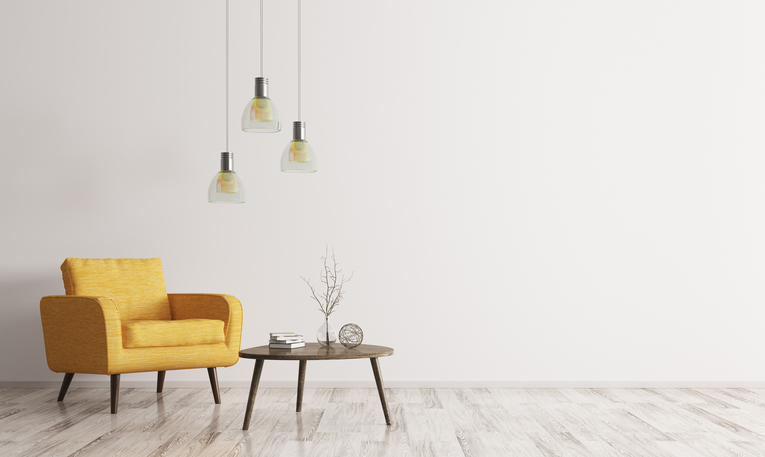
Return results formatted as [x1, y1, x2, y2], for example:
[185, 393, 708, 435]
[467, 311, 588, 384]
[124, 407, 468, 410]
[168, 294, 243, 352]
[40, 259, 243, 376]
[61, 258, 171, 321]
[122, 319, 225, 348]
[40, 296, 121, 375]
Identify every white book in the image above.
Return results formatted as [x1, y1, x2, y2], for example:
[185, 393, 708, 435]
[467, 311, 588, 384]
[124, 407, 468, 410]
[269, 332, 299, 338]
[270, 338, 304, 343]
[269, 342, 306, 349]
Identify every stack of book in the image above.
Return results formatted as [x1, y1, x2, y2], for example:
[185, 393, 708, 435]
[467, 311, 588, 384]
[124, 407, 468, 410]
[269, 332, 305, 349]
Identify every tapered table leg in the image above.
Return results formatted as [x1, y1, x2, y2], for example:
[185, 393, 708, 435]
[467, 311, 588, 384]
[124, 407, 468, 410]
[58, 373, 74, 401]
[370, 357, 391, 425]
[296, 360, 307, 412]
[243, 359, 265, 430]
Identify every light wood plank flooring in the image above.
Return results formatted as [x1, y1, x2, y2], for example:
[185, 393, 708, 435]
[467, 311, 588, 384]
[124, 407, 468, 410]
[1, 387, 765, 456]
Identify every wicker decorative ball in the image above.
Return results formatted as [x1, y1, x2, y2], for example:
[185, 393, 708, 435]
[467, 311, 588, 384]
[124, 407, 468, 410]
[338, 323, 363, 348]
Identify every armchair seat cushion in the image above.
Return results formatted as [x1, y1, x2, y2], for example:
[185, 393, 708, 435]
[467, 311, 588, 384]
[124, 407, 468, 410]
[122, 319, 225, 349]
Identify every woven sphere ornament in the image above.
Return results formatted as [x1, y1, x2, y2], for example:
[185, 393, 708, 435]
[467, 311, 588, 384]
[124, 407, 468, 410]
[338, 323, 363, 348]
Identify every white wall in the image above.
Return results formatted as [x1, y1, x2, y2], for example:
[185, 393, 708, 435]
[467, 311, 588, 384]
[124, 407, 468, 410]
[1, 0, 765, 387]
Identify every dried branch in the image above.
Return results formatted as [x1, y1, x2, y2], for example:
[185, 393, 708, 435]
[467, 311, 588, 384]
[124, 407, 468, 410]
[301, 276, 326, 314]
[303, 246, 353, 318]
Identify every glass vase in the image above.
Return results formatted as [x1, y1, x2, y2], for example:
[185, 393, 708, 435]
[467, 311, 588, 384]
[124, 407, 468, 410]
[317, 317, 336, 347]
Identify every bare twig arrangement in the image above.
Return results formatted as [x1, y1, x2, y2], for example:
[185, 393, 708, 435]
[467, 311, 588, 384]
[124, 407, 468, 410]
[302, 246, 353, 318]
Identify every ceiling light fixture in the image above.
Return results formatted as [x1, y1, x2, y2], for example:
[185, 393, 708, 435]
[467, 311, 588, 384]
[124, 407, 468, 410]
[242, 0, 280, 133]
[209, 0, 245, 203]
[281, 0, 317, 173]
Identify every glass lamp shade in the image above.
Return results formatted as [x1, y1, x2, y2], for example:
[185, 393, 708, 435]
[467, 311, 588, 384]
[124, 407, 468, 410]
[281, 139, 317, 173]
[208, 171, 245, 203]
[241, 96, 281, 132]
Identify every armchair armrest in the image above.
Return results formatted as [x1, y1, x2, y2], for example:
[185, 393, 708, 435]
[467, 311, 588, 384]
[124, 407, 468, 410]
[167, 294, 243, 351]
[39, 296, 122, 375]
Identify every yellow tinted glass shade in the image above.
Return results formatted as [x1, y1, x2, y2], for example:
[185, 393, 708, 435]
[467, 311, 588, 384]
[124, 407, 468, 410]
[242, 96, 280, 133]
[251, 98, 272, 121]
[281, 139, 317, 173]
[290, 140, 310, 163]
[209, 171, 245, 203]
[217, 171, 238, 193]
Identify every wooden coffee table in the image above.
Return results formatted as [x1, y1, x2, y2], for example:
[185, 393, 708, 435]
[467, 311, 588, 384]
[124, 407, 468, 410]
[239, 343, 394, 430]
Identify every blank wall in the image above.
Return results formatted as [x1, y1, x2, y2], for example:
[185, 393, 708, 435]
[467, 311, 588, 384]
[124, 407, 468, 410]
[1, 0, 764, 387]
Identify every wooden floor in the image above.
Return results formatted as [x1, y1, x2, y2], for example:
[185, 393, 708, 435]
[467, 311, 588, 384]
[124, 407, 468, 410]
[1, 387, 765, 456]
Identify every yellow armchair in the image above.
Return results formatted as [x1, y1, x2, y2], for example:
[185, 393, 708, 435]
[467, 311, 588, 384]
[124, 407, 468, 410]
[40, 258, 243, 413]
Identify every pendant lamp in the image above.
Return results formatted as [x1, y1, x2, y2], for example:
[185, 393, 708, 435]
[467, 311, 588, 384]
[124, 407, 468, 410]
[242, 0, 280, 133]
[281, 0, 317, 173]
[209, 0, 245, 203]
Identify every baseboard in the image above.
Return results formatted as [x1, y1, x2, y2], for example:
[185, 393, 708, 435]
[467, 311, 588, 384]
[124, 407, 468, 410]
[3, 380, 765, 389]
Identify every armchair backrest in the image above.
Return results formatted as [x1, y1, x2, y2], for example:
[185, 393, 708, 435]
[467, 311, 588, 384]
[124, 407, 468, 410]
[61, 258, 171, 321]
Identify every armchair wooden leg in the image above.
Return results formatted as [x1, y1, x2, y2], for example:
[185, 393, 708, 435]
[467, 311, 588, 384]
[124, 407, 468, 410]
[157, 371, 166, 393]
[110, 374, 120, 414]
[57, 373, 74, 401]
[207, 367, 221, 404]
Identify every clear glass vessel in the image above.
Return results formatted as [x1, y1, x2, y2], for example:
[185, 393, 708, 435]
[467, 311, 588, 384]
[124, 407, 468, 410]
[317, 317, 336, 347]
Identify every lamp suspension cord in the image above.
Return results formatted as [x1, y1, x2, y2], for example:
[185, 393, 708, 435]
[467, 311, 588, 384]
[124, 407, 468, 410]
[225, 0, 229, 152]
[298, 0, 301, 121]
[260, 0, 263, 76]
